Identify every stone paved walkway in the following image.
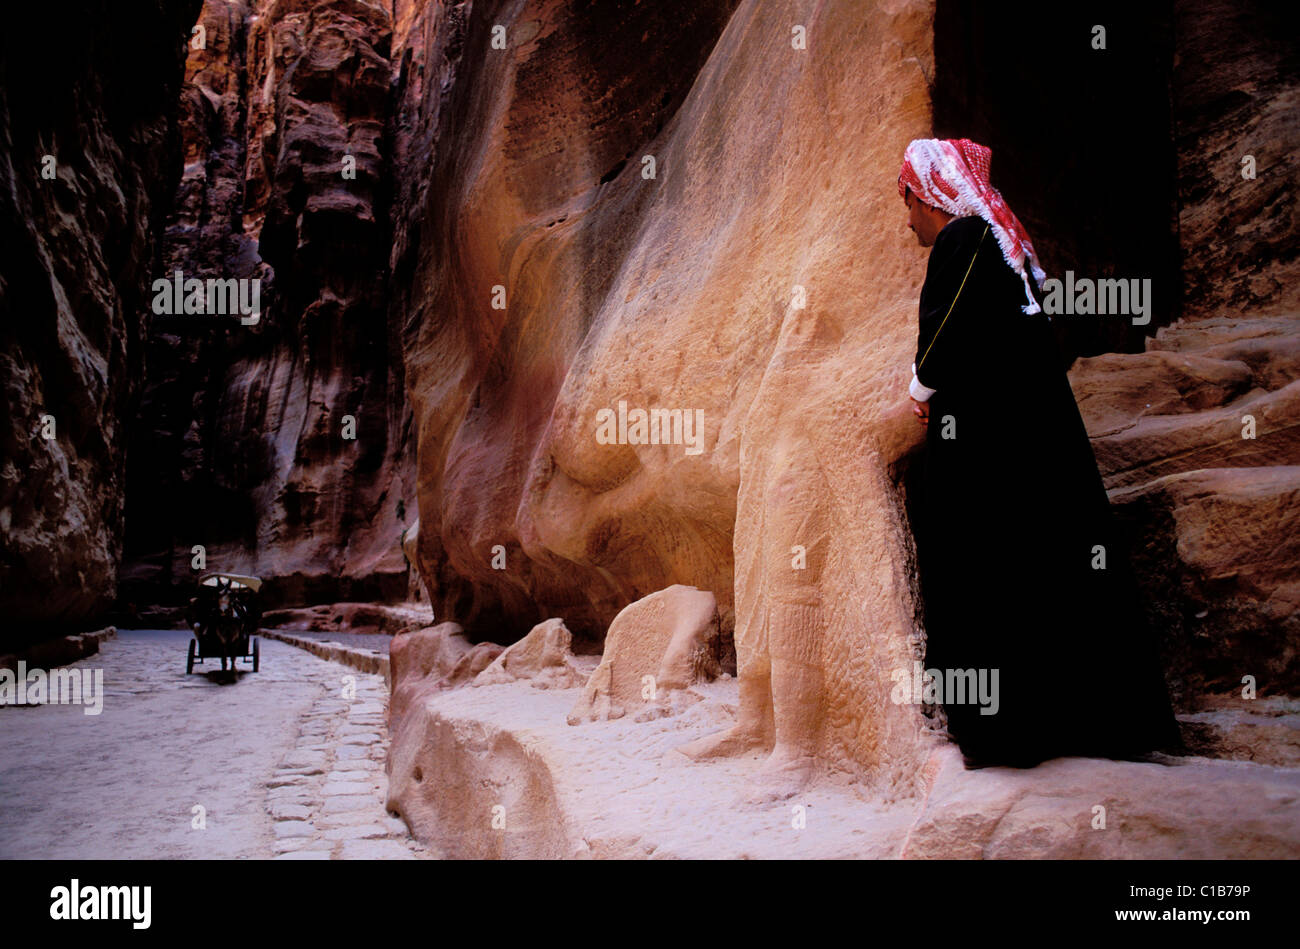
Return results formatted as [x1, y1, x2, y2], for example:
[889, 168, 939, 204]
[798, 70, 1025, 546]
[267, 671, 433, 859]
[0, 629, 428, 859]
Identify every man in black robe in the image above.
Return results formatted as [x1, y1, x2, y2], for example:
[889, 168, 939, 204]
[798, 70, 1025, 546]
[898, 138, 1182, 768]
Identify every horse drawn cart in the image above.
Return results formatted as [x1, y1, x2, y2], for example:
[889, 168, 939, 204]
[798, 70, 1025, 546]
[184, 573, 263, 674]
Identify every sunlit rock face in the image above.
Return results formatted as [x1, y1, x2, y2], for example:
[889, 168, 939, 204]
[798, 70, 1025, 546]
[120, 0, 416, 611]
[388, 0, 939, 782]
[0, 0, 201, 647]
[388, 0, 1299, 784]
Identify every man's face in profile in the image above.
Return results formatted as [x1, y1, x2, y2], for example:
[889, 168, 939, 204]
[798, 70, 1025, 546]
[905, 188, 947, 247]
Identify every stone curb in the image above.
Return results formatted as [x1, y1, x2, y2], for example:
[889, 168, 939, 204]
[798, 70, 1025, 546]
[259, 630, 390, 685]
[264, 665, 424, 859]
[0, 626, 118, 674]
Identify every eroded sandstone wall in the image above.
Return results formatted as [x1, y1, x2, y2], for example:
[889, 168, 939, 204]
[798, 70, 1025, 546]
[389, 0, 1299, 785]
[120, 0, 416, 610]
[1173, 0, 1299, 320]
[391, 0, 939, 783]
[0, 0, 202, 647]
[1064, 0, 1300, 758]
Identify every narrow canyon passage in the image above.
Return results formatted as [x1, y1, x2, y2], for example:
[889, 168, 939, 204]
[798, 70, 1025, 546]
[1, 0, 1296, 868]
[0, 632, 425, 859]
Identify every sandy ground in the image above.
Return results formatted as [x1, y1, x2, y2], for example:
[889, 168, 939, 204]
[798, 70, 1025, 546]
[395, 676, 923, 858]
[394, 674, 1300, 859]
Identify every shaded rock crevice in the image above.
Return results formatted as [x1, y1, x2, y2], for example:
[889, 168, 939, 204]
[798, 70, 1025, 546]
[0, 0, 203, 647]
[119, 0, 415, 613]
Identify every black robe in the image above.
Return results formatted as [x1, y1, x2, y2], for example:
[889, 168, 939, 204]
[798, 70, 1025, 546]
[912, 214, 1181, 766]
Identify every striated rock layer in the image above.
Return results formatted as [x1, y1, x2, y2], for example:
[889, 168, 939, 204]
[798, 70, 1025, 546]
[1172, 0, 1299, 320]
[0, 0, 202, 648]
[1070, 313, 1300, 764]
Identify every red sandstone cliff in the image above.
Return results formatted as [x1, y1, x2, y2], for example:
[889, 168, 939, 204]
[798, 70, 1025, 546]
[120, 0, 416, 611]
[0, 0, 202, 649]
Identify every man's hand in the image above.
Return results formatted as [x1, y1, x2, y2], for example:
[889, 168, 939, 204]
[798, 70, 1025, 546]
[878, 398, 927, 465]
[911, 397, 930, 428]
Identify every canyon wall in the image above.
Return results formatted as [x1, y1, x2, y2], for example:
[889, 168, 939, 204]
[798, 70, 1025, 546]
[387, 0, 1298, 786]
[1172, 0, 1299, 321]
[1064, 0, 1299, 759]
[120, 0, 415, 611]
[3, 0, 1294, 781]
[389, 0, 939, 785]
[0, 0, 202, 648]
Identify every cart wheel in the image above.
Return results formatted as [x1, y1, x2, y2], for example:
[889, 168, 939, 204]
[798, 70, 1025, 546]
[252, 638, 259, 673]
[186, 639, 196, 675]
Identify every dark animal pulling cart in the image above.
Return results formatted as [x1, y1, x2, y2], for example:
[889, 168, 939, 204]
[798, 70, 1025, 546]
[185, 573, 263, 674]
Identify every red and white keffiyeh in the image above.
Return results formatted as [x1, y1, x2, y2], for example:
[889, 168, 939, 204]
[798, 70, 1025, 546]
[898, 137, 1046, 315]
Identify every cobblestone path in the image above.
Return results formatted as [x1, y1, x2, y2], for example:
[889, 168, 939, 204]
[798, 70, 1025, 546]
[0, 629, 428, 859]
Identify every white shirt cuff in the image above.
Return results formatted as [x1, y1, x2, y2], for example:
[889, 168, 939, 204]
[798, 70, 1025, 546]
[909, 363, 935, 402]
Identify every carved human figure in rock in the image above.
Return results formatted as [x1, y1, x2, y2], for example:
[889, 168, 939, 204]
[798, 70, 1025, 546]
[676, 298, 835, 802]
